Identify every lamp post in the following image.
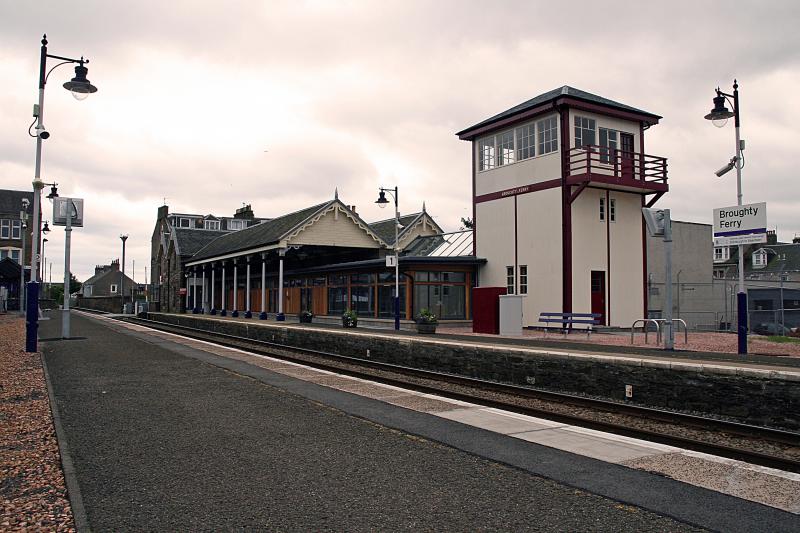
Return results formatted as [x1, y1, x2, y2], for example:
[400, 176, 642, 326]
[120, 235, 128, 313]
[376, 186, 400, 330]
[41, 221, 50, 281]
[704, 79, 747, 354]
[27, 35, 96, 348]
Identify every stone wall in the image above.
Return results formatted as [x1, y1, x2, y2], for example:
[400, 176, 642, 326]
[76, 296, 128, 313]
[147, 313, 800, 429]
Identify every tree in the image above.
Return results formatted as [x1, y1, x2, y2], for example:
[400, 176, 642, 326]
[50, 272, 81, 305]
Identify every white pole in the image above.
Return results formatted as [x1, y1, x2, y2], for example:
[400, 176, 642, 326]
[221, 263, 226, 313]
[233, 263, 238, 312]
[185, 275, 190, 310]
[211, 265, 215, 311]
[663, 209, 674, 350]
[193, 270, 197, 311]
[202, 268, 206, 313]
[261, 254, 266, 316]
[62, 202, 72, 339]
[278, 251, 285, 318]
[246, 259, 251, 313]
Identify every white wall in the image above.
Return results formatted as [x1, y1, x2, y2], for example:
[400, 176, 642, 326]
[608, 192, 645, 326]
[476, 197, 515, 289]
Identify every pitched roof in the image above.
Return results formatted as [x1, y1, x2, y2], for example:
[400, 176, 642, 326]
[368, 213, 423, 245]
[0, 256, 22, 279]
[456, 86, 661, 139]
[403, 230, 474, 257]
[174, 228, 229, 256]
[191, 201, 332, 261]
[0, 189, 34, 216]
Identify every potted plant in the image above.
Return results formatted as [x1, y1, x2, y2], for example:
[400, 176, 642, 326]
[299, 310, 313, 324]
[415, 308, 438, 334]
[342, 309, 358, 328]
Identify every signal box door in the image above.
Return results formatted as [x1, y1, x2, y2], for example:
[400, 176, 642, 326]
[590, 271, 606, 326]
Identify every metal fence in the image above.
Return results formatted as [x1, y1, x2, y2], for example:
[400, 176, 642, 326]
[647, 280, 800, 334]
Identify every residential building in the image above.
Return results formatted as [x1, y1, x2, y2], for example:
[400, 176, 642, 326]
[457, 86, 668, 327]
[0, 189, 37, 309]
[81, 259, 137, 297]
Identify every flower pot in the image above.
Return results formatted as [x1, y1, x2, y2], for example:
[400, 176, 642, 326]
[299, 314, 313, 324]
[416, 322, 437, 334]
[342, 317, 358, 328]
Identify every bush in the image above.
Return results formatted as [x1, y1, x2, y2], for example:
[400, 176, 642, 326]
[415, 308, 438, 325]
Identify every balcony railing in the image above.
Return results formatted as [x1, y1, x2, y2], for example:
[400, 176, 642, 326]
[568, 145, 667, 188]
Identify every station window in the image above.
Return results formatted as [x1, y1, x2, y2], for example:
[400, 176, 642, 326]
[599, 198, 605, 221]
[519, 265, 528, 295]
[537, 117, 558, 154]
[497, 130, 515, 166]
[599, 128, 618, 163]
[506, 266, 515, 295]
[478, 115, 558, 171]
[574, 116, 596, 148]
[515, 123, 535, 160]
[609, 198, 616, 222]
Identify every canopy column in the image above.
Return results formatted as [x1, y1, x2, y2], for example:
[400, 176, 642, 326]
[202, 267, 207, 314]
[277, 248, 286, 321]
[210, 262, 217, 315]
[220, 261, 227, 316]
[259, 253, 267, 320]
[192, 269, 198, 313]
[245, 257, 252, 318]
[185, 272, 190, 312]
[232, 261, 239, 317]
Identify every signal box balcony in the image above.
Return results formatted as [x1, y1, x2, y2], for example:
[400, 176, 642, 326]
[567, 145, 668, 195]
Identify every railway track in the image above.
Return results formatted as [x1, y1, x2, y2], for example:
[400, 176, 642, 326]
[117, 314, 800, 473]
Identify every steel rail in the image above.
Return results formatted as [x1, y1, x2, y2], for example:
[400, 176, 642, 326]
[117, 315, 800, 473]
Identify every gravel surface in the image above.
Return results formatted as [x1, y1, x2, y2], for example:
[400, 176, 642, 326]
[0, 315, 74, 532]
[40, 312, 708, 532]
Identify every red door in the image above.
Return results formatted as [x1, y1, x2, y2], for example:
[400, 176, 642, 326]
[620, 133, 634, 180]
[591, 271, 606, 326]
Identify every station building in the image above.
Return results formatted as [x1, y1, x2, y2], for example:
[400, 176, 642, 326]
[457, 86, 669, 327]
[150, 194, 482, 324]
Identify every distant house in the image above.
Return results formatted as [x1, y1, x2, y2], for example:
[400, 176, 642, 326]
[82, 259, 136, 297]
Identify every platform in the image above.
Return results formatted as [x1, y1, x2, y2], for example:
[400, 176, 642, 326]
[39, 311, 799, 531]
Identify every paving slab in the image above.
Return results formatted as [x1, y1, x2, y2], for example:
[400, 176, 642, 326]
[39, 312, 800, 532]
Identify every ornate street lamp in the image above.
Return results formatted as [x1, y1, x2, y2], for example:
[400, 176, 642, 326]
[704, 79, 747, 354]
[24, 35, 96, 352]
[376, 187, 400, 330]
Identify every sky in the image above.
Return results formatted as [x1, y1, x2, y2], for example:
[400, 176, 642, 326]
[1, 1, 799, 283]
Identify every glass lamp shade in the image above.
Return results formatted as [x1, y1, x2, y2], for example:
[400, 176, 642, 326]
[712, 117, 728, 128]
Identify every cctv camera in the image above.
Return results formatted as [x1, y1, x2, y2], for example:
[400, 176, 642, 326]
[715, 157, 737, 178]
[38, 129, 50, 140]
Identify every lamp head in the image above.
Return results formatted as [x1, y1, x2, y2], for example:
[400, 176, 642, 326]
[375, 190, 389, 208]
[63, 60, 97, 100]
[42, 221, 51, 234]
[46, 185, 59, 199]
[704, 93, 734, 127]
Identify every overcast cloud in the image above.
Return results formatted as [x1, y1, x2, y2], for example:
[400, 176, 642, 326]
[1, 0, 799, 282]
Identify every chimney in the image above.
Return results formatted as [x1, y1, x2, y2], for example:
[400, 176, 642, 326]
[158, 204, 169, 219]
[234, 204, 255, 220]
[350, 205, 357, 214]
[767, 229, 777, 245]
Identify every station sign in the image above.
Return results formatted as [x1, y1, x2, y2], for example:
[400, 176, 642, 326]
[386, 255, 397, 267]
[713, 202, 766, 246]
[52, 197, 85, 227]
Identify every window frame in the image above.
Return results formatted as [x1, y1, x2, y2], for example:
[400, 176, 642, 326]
[11, 220, 22, 240]
[110, 283, 118, 294]
[228, 219, 245, 231]
[204, 219, 220, 231]
[506, 265, 515, 295]
[519, 265, 528, 295]
[609, 198, 616, 222]
[599, 197, 605, 221]
[477, 115, 559, 172]
[0, 219, 9, 239]
[178, 217, 191, 228]
[599, 127, 618, 163]
[574, 116, 596, 149]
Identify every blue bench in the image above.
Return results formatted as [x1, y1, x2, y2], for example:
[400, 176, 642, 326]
[539, 312, 602, 337]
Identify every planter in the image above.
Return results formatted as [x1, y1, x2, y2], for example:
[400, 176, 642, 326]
[342, 317, 358, 328]
[299, 314, 313, 324]
[416, 322, 437, 334]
